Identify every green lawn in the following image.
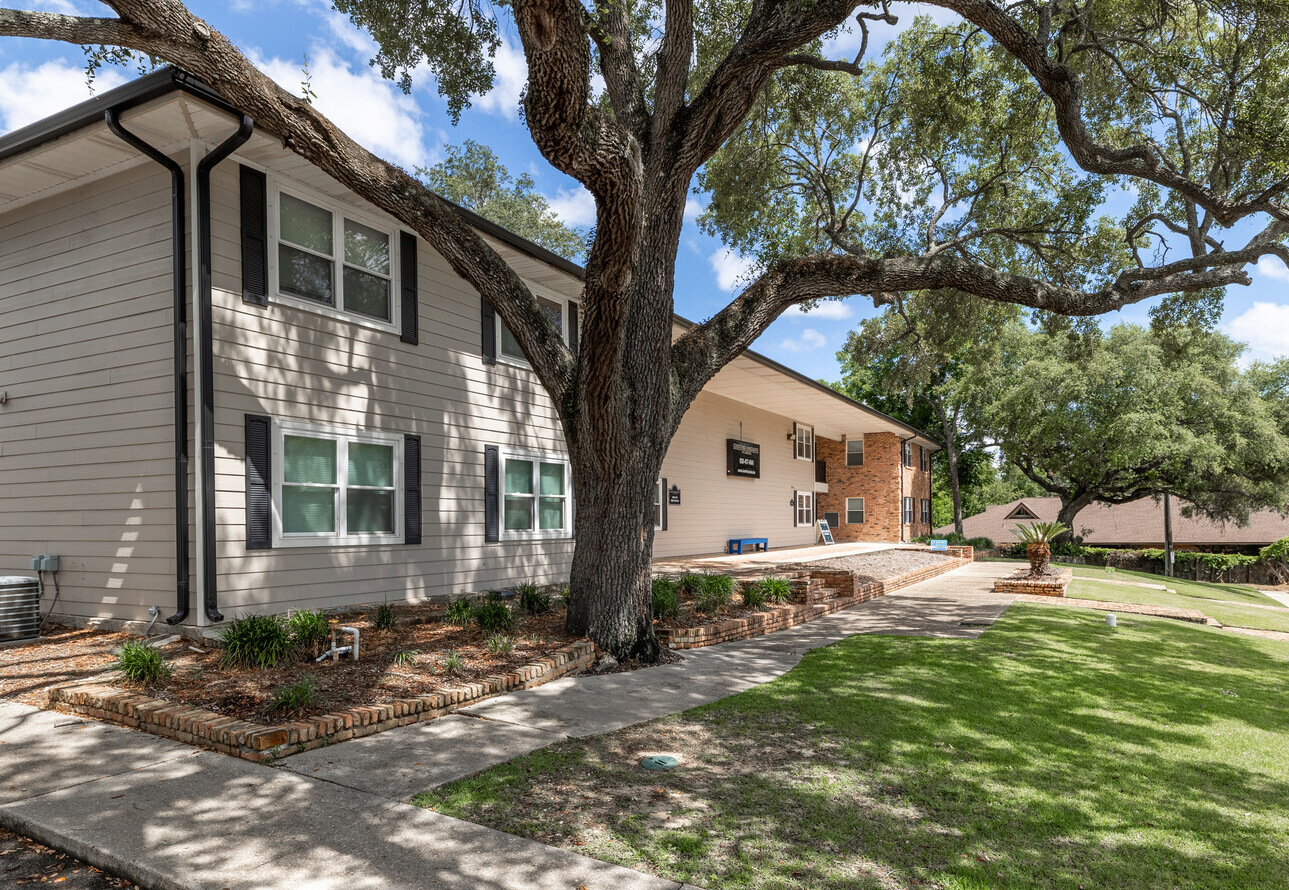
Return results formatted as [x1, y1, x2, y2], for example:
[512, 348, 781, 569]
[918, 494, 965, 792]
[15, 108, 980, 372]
[1061, 564, 1289, 632]
[417, 605, 1289, 889]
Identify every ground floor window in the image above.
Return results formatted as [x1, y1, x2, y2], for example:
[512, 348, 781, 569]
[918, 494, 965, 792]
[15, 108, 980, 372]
[653, 478, 663, 530]
[903, 496, 914, 524]
[846, 497, 865, 524]
[502, 451, 571, 538]
[795, 490, 814, 527]
[274, 420, 402, 545]
[921, 498, 931, 524]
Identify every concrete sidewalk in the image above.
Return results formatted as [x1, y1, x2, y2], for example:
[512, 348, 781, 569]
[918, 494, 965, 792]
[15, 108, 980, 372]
[0, 561, 1014, 890]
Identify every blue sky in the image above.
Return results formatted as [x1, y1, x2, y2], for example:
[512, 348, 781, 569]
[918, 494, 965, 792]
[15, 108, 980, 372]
[1, 0, 1286, 380]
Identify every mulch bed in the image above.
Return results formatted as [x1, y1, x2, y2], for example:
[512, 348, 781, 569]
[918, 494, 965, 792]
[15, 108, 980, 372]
[0, 827, 136, 888]
[2, 604, 584, 725]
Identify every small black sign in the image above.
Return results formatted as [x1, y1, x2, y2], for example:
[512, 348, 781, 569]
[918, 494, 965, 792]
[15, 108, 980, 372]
[668, 485, 681, 505]
[727, 439, 761, 478]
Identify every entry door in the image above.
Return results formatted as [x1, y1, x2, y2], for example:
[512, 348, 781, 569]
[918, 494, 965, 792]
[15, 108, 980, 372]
[795, 491, 814, 526]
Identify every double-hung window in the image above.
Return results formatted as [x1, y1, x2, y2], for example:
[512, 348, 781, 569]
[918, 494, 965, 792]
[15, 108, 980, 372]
[920, 446, 928, 471]
[921, 498, 931, 523]
[795, 490, 814, 527]
[846, 437, 864, 466]
[903, 496, 914, 524]
[275, 187, 397, 327]
[794, 423, 814, 461]
[502, 452, 571, 538]
[498, 296, 578, 363]
[274, 421, 402, 546]
[902, 441, 913, 467]
[846, 497, 865, 524]
[653, 478, 664, 531]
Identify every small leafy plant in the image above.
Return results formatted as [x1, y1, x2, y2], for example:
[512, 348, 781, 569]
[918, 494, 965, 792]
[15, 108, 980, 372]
[740, 579, 767, 610]
[554, 585, 572, 609]
[517, 583, 552, 616]
[445, 598, 474, 628]
[695, 574, 734, 614]
[284, 610, 330, 657]
[677, 573, 706, 597]
[485, 633, 515, 656]
[268, 675, 327, 716]
[392, 648, 421, 666]
[220, 614, 294, 669]
[374, 603, 397, 631]
[760, 576, 792, 604]
[651, 577, 680, 620]
[441, 649, 467, 675]
[117, 640, 169, 684]
[474, 600, 515, 633]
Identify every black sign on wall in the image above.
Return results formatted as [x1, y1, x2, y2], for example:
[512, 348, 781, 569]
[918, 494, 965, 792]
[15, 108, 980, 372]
[727, 439, 761, 478]
[668, 485, 682, 505]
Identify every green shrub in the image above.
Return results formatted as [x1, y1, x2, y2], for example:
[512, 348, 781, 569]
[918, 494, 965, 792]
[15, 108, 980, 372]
[965, 536, 995, 550]
[760, 576, 792, 604]
[284, 610, 330, 656]
[445, 598, 473, 627]
[473, 600, 514, 633]
[392, 649, 421, 666]
[740, 580, 767, 610]
[485, 633, 515, 656]
[517, 583, 552, 616]
[374, 603, 397, 631]
[651, 577, 680, 620]
[1260, 536, 1289, 584]
[695, 574, 734, 614]
[268, 675, 326, 716]
[117, 640, 169, 684]
[554, 585, 572, 609]
[441, 649, 467, 675]
[677, 573, 706, 597]
[220, 614, 293, 669]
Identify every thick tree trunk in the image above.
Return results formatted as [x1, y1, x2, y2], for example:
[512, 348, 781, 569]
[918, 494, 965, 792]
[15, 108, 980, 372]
[945, 439, 964, 536]
[1056, 492, 1094, 541]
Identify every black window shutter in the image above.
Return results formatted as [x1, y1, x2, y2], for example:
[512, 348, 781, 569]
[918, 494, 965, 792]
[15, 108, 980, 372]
[400, 232, 419, 345]
[245, 414, 272, 549]
[404, 434, 421, 544]
[568, 302, 579, 356]
[481, 297, 497, 364]
[661, 477, 668, 531]
[484, 445, 500, 542]
[239, 166, 268, 306]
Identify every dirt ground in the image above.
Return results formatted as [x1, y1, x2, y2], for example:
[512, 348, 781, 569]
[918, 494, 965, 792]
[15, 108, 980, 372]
[0, 828, 137, 888]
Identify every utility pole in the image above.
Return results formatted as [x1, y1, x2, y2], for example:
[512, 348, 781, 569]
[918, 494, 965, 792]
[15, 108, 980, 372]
[1163, 491, 1174, 578]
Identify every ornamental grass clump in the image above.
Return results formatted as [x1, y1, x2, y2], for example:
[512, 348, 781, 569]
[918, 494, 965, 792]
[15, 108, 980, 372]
[677, 573, 706, 598]
[474, 600, 515, 633]
[284, 609, 331, 657]
[117, 640, 169, 684]
[374, 603, 397, 630]
[1011, 521, 1069, 576]
[220, 613, 294, 669]
[696, 574, 734, 614]
[268, 675, 327, 716]
[740, 580, 767, 610]
[445, 597, 473, 628]
[651, 577, 680, 620]
[486, 633, 515, 656]
[517, 583, 552, 615]
[441, 649, 467, 676]
[760, 576, 792, 604]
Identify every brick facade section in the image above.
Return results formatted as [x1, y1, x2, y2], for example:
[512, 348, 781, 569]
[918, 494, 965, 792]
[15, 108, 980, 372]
[815, 433, 933, 542]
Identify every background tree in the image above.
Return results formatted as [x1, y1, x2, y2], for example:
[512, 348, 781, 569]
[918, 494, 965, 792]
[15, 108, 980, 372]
[836, 290, 1020, 534]
[5, 0, 1289, 660]
[418, 141, 587, 262]
[982, 324, 1289, 534]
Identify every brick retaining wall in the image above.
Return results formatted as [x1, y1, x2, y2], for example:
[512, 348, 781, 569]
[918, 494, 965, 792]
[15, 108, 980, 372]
[48, 640, 596, 763]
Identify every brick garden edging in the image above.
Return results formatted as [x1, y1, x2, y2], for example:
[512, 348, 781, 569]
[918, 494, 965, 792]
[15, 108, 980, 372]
[47, 640, 596, 764]
[993, 567, 1072, 596]
[657, 555, 971, 649]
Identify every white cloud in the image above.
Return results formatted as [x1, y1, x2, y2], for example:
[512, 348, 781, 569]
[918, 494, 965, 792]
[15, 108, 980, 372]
[1253, 256, 1289, 282]
[779, 328, 828, 353]
[474, 38, 527, 120]
[320, 8, 378, 57]
[547, 186, 597, 227]
[708, 248, 757, 292]
[783, 301, 853, 321]
[1227, 302, 1289, 364]
[251, 47, 432, 169]
[684, 198, 706, 221]
[0, 60, 128, 136]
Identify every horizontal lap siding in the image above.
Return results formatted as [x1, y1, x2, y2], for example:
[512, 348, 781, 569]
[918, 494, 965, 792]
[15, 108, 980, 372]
[653, 390, 817, 558]
[207, 157, 574, 616]
[0, 162, 178, 625]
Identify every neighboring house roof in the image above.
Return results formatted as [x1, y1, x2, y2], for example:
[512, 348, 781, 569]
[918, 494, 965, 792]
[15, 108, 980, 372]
[937, 496, 1289, 547]
[0, 68, 941, 451]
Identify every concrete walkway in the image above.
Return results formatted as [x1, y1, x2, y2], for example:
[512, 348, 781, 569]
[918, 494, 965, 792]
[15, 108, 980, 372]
[0, 560, 1014, 890]
[651, 540, 920, 574]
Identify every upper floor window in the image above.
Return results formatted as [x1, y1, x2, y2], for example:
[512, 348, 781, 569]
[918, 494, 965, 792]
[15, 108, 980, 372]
[274, 186, 399, 328]
[498, 295, 579, 365]
[794, 423, 814, 461]
[902, 441, 913, 467]
[920, 446, 928, 471]
[846, 437, 864, 467]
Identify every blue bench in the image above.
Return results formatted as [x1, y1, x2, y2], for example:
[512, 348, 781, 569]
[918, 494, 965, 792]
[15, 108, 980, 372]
[728, 537, 768, 554]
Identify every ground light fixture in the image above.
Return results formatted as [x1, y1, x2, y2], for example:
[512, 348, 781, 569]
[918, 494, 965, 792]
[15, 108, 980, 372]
[1106, 613, 1117, 628]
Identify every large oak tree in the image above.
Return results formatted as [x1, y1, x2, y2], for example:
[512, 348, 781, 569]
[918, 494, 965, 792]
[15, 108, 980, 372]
[3, 0, 1288, 660]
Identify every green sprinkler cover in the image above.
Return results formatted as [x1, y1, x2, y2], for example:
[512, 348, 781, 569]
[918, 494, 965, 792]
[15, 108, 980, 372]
[640, 755, 680, 771]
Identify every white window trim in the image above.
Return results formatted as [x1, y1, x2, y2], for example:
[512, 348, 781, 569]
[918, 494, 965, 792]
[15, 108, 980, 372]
[654, 478, 664, 531]
[268, 179, 401, 334]
[920, 446, 928, 471]
[499, 447, 574, 541]
[794, 422, 815, 462]
[902, 441, 913, 467]
[496, 289, 580, 369]
[903, 496, 914, 524]
[846, 437, 864, 467]
[921, 498, 931, 524]
[795, 490, 814, 527]
[271, 418, 404, 548]
[846, 497, 865, 525]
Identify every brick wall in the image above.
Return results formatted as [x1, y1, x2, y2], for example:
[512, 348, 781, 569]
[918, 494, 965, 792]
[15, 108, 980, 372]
[816, 433, 934, 542]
